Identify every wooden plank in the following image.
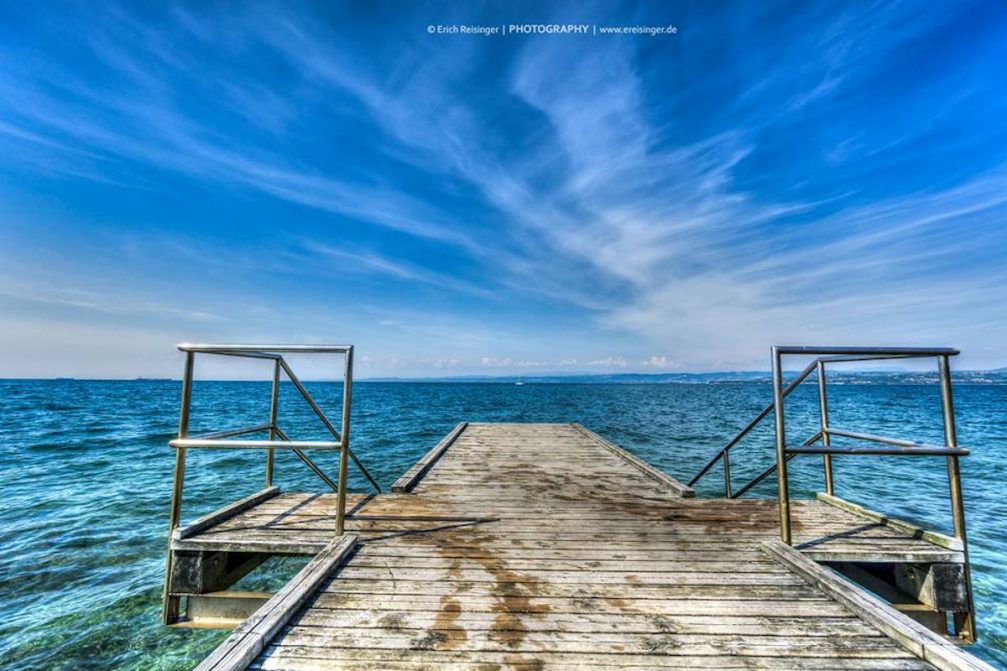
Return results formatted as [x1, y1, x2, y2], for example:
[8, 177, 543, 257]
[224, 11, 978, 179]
[816, 492, 964, 552]
[801, 547, 963, 564]
[175, 486, 281, 541]
[330, 566, 804, 585]
[346, 554, 783, 572]
[174, 532, 956, 562]
[197, 518, 951, 539]
[763, 540, 992, 671]
[268, 628, 915, 657]
[252, 649, 933, 670]
[291, 609, 877, 635]
[194, 534, 358, 671]
[571, 423, 695, 497]
[189, 513, 956, 537]
[316, 580, 818, 600]
[172, 538, 327, 555]
[312, 593, 857, 616]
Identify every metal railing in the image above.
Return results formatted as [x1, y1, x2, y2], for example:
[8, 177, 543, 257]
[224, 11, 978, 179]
[689, 345, 975, 640]
[161, 344, 378, 624]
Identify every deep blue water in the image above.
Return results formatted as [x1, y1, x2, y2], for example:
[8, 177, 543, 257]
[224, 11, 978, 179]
[1, 379, 1005, 669]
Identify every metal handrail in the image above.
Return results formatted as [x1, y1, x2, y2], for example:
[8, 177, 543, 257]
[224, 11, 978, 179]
[688, 357, 821, 490]
[162, 343, 376, 625]
[165, 346, 380, 484]
[179, 343, 354, 353]
[167, 345, 377, 485]
[823, 427, 961, 449]
[689, 349, 959, 496]
[689, 345, 974, 641]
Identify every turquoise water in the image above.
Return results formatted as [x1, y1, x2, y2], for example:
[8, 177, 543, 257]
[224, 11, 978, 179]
[1, 379, 1005, 669]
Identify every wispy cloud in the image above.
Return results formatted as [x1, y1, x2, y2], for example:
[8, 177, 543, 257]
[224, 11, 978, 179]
[291, 240, 495, 298]
[0, 285, 221, 323]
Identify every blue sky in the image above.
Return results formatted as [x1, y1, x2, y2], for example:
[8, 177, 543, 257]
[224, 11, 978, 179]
[1, 1, 1006, 378]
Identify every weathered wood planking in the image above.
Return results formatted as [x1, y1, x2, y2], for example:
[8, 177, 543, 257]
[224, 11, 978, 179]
[187, 422, 985, 670]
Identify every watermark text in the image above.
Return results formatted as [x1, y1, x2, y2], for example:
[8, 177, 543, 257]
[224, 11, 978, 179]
[426, 23, 678, 37]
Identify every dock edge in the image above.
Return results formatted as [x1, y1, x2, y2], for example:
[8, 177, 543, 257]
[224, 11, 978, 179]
[571, 423, 696, 497]
[816, 492, 964, 552]
[391, 421, 469, 493]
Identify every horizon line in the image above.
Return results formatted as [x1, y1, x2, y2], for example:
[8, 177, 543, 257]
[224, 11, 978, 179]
[3, 367, 1006, 383]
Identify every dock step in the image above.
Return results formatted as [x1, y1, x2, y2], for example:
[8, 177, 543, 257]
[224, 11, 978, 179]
[171, 591, 273, 629]
[193, 534, 359, 671]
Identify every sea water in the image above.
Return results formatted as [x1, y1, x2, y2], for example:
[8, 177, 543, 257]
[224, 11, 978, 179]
[1, 379, 1005, 669]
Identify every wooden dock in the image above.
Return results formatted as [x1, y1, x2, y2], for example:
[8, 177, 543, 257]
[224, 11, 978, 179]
[173, 422, 992, 671]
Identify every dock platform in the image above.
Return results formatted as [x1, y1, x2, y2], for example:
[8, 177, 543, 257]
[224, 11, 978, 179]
[178, 422, 989, 671]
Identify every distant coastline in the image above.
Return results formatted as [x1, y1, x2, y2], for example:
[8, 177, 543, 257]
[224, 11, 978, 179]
[363, 369, 1007, 385]
[5, 369, 1007, 384]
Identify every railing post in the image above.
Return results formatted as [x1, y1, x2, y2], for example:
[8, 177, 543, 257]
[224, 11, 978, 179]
[162, 351, 194, 625]
[265, 359, 280, 487]
[336, 347, 353, 535]
[723, 452, 732, 497]
[938, 354, 976, 641]
[816, 360, 834, 495]
[772, 347, 791, 544]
